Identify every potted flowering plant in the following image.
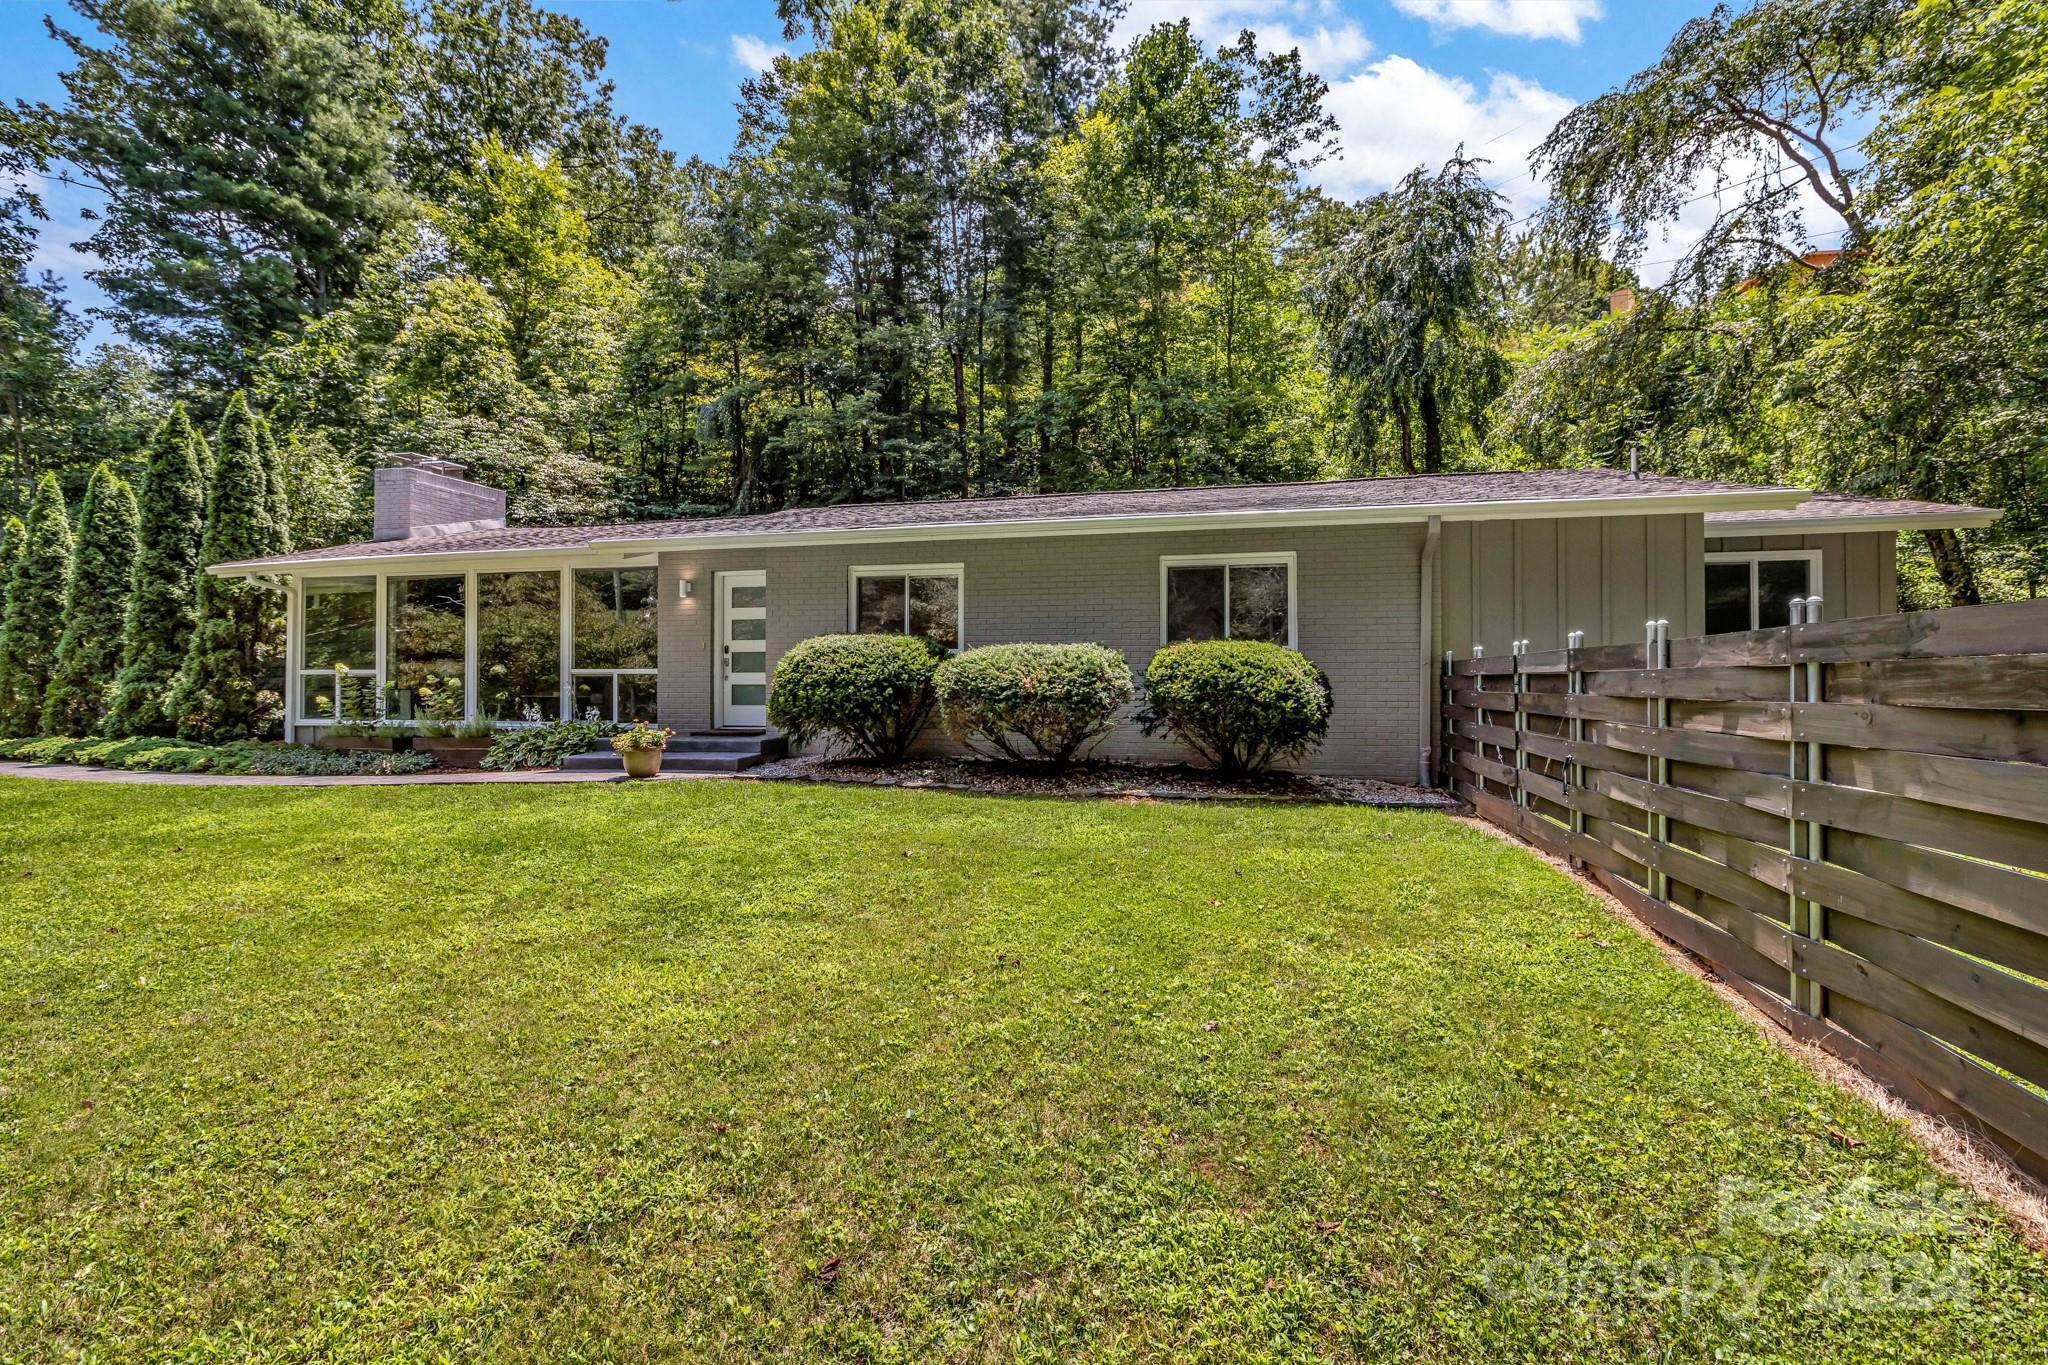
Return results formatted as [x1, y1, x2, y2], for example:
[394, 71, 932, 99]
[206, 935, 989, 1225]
[610, 722, 673, 778]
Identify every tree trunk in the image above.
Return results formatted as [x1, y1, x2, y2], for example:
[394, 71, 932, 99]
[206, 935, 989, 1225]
[1396, 401, 1416, 476]
[1922, 527, 1982, 606]
[953, 342, 969, 497]
[1419, 386, 1443, 474]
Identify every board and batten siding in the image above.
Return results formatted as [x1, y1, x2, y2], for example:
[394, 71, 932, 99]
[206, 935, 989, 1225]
[658, 523, 1427, 779]
[1439, 513, 1707, 659]
[1702, 530, 1898, 620]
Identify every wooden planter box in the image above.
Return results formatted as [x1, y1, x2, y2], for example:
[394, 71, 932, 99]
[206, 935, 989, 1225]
[311, 731, 412, 753]
[411, 736, 494, 766]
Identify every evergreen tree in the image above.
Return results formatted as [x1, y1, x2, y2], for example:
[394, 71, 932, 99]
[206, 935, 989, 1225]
[0, 515, 22, 618]
[164, 394, 284, 740]
[107, 405, 207, 736]
[35, 0, 409, 387]
[255, 410, 293, 554]
[41, 462, 139, 735]
[0, 472, 74, 735]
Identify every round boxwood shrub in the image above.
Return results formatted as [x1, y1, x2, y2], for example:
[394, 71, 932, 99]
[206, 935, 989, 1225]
[1139, 639, 1332, 776]
[934, 642, 1134, 768]
[768, 633, 944, 760]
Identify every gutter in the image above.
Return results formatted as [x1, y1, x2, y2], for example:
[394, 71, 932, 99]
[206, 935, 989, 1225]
[1419, 515, 1440, 788]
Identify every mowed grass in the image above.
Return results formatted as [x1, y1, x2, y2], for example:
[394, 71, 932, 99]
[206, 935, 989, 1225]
[0, 778, 2042, 1362]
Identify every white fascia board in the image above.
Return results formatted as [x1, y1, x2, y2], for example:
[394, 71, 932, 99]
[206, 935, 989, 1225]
[204, 545, 656, 577]
[1704, 508, 2002, 536]
[211, 486, 1810, 573]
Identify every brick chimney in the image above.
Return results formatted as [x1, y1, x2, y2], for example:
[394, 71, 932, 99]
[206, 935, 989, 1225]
[372, 453, 509, 541]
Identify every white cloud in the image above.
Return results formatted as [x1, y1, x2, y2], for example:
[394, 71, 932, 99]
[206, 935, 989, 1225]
[730, 33, 787, 74]
[1118, 1, 1375, 78]
[1314, 55, 1574, 212]
[1390, 0, 1604, 44]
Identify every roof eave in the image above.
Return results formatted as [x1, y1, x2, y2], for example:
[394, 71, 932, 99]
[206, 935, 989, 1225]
[1705, 508, 2003, 536]
[207, 485, 1810, 575]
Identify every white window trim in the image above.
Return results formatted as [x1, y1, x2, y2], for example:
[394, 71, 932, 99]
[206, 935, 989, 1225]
[848, 563, 966, 650]
[1159, 552, 1299, 649]
[1705, 549, 1824, 631]
[292, 563, 660, 728]
[569, 669, 659, 723]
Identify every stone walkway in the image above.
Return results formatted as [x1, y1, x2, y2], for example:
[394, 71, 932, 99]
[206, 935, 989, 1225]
[0, 760, 698, 788]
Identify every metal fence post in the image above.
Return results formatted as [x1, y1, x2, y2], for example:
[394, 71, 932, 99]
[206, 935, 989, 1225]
[1786, 598, 1815, 1012]
[1566, 630, 1585, 851]
[1512, 639, 1529, 809]
[1800, 596, 1827, 1017]
[1646, 619, 1670, 901]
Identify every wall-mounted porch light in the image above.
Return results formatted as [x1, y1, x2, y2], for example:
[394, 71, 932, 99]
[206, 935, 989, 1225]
[679, 577, 696, 600]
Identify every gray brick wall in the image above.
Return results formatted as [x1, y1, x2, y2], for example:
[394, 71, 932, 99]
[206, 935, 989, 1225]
[659, 522, 1427, 779]
[372, 468, 508, 541]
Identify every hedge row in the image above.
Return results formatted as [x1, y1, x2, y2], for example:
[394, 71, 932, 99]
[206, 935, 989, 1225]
[767, 636, 1329, 774]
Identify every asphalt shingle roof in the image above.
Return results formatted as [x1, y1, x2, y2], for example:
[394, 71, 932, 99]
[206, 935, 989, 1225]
[218, 468, 1815, 570]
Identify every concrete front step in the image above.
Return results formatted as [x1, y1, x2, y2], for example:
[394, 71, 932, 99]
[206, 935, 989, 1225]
[557, 731, 784, 773]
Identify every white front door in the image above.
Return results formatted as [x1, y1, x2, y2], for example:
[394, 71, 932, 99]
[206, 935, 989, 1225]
[717, 571, 769, 728]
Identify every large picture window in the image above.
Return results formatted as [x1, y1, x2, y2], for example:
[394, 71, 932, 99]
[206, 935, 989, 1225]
[477, 571, 562, 722]
[384, 575, 467, 722]
[851, 565, 962, 649]
[1705, 552, 1820, 634]
[296, 576, 376, 722]
[573, 567, 658, 722]
[1161, 555, 1295, 647]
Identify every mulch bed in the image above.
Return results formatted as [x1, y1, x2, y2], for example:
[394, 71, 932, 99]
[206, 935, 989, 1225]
[740, 754, 1461, 807]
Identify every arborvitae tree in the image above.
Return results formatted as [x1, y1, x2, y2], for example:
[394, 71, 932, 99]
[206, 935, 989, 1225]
[0, 473, 75, 735]
[163, 394, 285, 740]
[41, 464, 141, 735]
[255, 410, 293, 554]
[107, 405, 207, 736]
[0, 516, 22, 619]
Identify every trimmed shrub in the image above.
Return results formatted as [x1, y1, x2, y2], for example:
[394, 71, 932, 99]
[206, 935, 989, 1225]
[768, 633, 943, 760]
[76, 736, 187, 768]
[0, 736, 39, 759]
[480, 719, 619, 770]
[135, 745, 217, 773]
[15, 735, 94, 764]
[935, 642, 1134, 767]
[1139, 639, 1332, 776]
[245, 746, 436, 776]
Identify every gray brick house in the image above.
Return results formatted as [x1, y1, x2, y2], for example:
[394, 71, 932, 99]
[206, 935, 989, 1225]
[211, 460, 1997, 781]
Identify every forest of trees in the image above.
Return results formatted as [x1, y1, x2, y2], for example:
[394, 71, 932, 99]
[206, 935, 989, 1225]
[1, 0, 2043, 620]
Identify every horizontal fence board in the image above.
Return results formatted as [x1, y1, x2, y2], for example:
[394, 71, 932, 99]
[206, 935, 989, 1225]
[1586, 667, 1789, 703]
[1597, 720, 1789, 774]
[1791, 700, 2048, 765]
[1790, 781, 2048, 878]
[1823, 747, 2048, 827]
[1792, 938, 2048, 1094]
[1797, 857, 2048, 985]
[1827, 829, 2048, 940]
[1592, 767, 1790, 848]
[1676, 600, 2048, 667]
[1825, 914, 2048, 1059]
[1828, 998, 2048, 1181]
[1830, 654, 2048, 711]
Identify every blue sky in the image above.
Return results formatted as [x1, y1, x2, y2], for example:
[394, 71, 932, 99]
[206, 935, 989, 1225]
[3, 0, 1723, 350]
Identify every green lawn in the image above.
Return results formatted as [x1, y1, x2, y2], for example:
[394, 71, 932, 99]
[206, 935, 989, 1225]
[0, 778, 2042, 1362]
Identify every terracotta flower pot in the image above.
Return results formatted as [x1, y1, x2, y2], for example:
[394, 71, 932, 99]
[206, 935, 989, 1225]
[620, 746, 663, 779]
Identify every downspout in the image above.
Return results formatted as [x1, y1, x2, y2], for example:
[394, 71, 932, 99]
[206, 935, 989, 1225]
[1418, 515, 1441, 786]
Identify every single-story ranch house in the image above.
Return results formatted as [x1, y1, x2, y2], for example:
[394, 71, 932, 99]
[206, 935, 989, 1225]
[211, 457, 1998, 782]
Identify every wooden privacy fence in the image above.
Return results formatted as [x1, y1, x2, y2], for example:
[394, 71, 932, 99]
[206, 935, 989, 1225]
[1442, 598, 2048, 1179]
